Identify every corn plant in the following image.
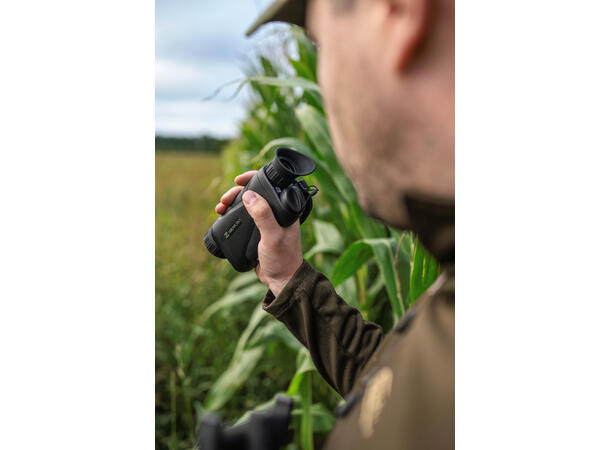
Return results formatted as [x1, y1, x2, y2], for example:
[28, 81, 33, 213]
[195, 27, 442, 449]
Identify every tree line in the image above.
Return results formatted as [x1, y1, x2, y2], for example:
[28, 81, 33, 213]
[155, 135, 230, 153]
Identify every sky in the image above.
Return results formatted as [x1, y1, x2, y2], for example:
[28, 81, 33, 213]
[155, 0, 275, 138]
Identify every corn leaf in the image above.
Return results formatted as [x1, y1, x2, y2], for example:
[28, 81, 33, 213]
[299, 370, 314, 450]
[296, 105, 333, 166]
[233, 394, 283, 426]
[362, 238, 411, 320]
[330, 241, 373, 287]
[286, 348, 316, 396]
[304, 220, 344, 259]
[234, 307, 269, 356]
[246, 320, 301, 353]
[203, 346, 265, 411]
[292, 403, 335, 433]
[196, 283, 268, 326]
[345, 202, 386, 239]
[408, 238, 441, 305]
[247, 75, 321, 94]
[203, 307, 269, 411]
[226, 271, 259, 293]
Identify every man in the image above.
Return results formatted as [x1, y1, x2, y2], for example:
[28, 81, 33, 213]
[214, 0, 454, 447]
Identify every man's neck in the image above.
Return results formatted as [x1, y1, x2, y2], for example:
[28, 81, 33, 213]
[403, 193, 455, 265]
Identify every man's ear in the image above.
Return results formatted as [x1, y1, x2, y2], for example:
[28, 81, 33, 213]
[382, 0, 429, 72]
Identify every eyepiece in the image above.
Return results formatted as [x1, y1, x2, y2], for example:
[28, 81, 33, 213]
[278, 156, 297, 173]
[265, 147, 316, 188]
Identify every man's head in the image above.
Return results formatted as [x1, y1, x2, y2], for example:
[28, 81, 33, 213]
[249, 0, 454, 230]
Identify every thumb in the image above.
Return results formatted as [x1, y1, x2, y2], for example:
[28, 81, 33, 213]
[243, 190, 280, 235]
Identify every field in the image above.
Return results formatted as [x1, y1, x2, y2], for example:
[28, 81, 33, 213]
[155, 27, 440, 450]
[156, 152, 296, 448]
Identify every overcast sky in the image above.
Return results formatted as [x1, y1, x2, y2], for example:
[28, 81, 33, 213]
[156, 0, 275, 138]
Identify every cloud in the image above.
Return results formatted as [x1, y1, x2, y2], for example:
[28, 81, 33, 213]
[155, 58, 243, 101]
[155, 0, 274, 136]
[155, 99, 247, 137]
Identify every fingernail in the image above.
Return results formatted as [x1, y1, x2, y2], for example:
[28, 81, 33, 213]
[243, 190, 257, 205]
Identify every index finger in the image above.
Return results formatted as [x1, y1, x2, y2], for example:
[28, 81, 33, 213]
[234, 171, 258, 186]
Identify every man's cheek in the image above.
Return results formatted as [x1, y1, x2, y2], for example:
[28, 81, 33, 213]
[316, 52, 330, 93]
[318, 60, 340, 112]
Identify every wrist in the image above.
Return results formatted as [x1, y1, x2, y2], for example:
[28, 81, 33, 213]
[268, 278, 291, 297]
[267, 258, 303, 297]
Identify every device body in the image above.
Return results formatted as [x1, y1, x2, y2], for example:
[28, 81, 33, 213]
[204, 148, 318, 272]
[197, 395, 293, 450]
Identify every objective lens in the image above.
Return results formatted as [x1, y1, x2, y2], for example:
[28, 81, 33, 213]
[282, 185, 302, 213]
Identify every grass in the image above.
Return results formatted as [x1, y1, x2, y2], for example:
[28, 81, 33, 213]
[155, 152, 295, 449]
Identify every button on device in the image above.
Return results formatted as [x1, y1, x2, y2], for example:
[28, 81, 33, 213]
[335, 392, 360, 418]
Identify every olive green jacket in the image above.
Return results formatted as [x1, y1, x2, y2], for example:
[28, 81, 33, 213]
[262, 198, 455, 449]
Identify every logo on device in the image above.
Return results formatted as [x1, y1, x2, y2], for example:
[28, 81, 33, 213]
[224, 218, 242, 239]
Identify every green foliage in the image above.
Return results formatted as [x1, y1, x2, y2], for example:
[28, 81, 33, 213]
[156, 154, 296, 449]
[156, 26, 442, 450]
[202, 26, 443, 447]
[409, 238, 442, 304]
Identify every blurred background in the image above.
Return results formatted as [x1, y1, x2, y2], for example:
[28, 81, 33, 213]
[155, 1, 440, 449]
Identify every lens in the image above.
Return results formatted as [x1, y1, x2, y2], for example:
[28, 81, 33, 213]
[204, 230, 224, 258]
[265, 147, 316, 188]
[281, 185, 302, 213]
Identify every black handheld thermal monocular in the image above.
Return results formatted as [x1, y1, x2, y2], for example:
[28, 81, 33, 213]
[203, 147, 318, 272]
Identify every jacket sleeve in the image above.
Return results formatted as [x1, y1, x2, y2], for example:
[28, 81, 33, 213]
[262, 260, 385, 397]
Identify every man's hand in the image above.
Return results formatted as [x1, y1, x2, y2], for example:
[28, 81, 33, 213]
[215, 171, 303, 297]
